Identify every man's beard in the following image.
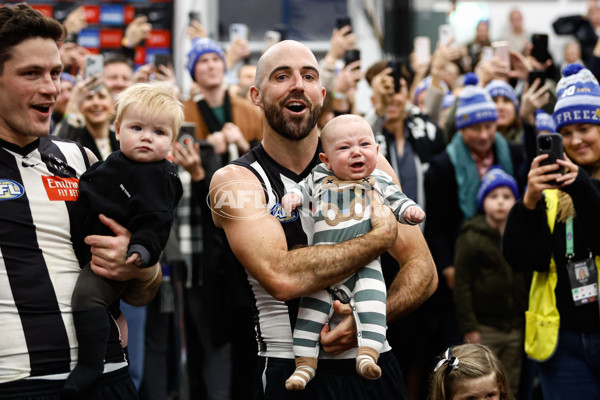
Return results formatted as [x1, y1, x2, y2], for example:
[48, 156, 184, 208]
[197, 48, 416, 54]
[263, 93, 321, 141]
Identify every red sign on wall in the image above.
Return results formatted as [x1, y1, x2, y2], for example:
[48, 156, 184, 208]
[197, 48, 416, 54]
[31, 5, 53, 18]
[99, 29, 124, 48]
[124, 5, 135, 24]
[84, 5, 100, 24]
[146, 30, 171, 48]
[134, 47, 146, 65]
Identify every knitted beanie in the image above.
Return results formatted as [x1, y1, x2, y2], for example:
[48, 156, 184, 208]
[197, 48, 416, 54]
[553, 63, 600, 131]
[535, 109, 556, 133]
[186, 37, 227, 82]
[60, 72, 77, 86]
[455, 73, 498, 130]
[476, 166, 519, 211]
[486, 80, 518, 108]
[413, 76, 450, 105]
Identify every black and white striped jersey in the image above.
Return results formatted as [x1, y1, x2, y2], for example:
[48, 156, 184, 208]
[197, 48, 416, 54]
[231, 143, 391, 359]
[0, 136, 126, 384]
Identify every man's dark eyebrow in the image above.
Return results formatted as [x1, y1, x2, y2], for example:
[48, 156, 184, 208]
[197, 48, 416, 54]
[16, 63, 63, 72]
[268, 65, 320, 79]
[304, 66, 320, 77]
[268, 66, 290, 79]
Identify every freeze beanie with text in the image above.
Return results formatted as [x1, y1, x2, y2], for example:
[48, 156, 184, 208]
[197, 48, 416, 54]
[455, 73, 498, 130]
[186, 37, 227, 82]
[553, 63, 600, 131]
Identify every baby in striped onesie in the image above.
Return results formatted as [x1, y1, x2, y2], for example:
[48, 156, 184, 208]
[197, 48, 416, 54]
[281, 114, 425, 391]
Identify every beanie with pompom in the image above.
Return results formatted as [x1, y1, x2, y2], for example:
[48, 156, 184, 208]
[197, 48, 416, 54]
[455, 73, 498, 130]
[477, 165, 519, 211]
[553, 63, 600, 131]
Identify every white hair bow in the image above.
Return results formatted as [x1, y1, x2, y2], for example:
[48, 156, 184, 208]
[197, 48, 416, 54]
[434, 347, 460, 372]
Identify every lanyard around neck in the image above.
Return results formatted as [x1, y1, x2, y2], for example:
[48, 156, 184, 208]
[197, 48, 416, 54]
[566, 216, 574, 259]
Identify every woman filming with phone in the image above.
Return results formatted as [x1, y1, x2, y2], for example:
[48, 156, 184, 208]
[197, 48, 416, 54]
[503, 63, 600, 399]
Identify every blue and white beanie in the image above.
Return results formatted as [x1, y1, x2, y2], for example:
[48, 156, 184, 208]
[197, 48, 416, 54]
[535, 109, 556, 133]
[413, 76, 450, 105]
[553, 63, 600, 131]
[477, 166, 519, 211]
[486, 80, 518, 108]
[455, 73, 498, 130]
[186, 37, 227, 82]
[60, 72, 77, 86]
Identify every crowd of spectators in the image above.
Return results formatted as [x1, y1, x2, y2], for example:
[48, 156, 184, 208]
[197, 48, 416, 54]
[4, 1, 600, 399]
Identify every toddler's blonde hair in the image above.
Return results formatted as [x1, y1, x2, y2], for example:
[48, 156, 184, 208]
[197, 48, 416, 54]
[114, 82, 184, 140]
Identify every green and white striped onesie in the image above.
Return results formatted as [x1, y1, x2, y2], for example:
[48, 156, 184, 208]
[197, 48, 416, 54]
[289, 163, 420, 358]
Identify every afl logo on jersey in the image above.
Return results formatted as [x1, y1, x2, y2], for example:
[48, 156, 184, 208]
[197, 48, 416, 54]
[270, 204, 298, 223]
[208, 180, 279, 221]
[0, 179, 24, 201]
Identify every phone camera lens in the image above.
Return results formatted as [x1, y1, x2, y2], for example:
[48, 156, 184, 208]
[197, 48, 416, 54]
[540, 136, 552, 150]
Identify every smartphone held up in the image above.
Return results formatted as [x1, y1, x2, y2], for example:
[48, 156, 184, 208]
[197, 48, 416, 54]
[537, 133, 565, 185]
[84, 54, 103, 80]
[336, 16, 352, 33]
[438, 24, 454, 47]
[229, 23, 249, 43]
[414, 36, 431, 65]
[343, 49, 360, 68]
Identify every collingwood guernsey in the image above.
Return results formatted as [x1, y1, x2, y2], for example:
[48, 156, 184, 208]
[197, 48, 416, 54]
[230, 143, 391, 359]
[0, 136, 126, 384]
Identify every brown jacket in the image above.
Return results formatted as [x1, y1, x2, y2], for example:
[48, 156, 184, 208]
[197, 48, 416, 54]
[183, 93, 263, 144]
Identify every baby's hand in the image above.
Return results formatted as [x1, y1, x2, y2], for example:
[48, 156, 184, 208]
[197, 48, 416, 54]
[405, 205, 425, 224]
[281, 192, 302, 215]
[126, 252, 144, 267]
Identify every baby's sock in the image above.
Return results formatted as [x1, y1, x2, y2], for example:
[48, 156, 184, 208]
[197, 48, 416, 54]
[63, 309, 109, 395]
[285, 356, 318, 391]
[356, 346, 381, 380]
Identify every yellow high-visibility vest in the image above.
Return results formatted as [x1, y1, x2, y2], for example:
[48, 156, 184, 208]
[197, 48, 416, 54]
[525, 189, 600, 361]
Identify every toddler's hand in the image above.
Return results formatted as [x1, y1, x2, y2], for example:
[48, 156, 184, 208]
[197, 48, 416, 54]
[281, 193, 302, 215]
[405, 205, 425, 224]
[126, 252, 144, 267]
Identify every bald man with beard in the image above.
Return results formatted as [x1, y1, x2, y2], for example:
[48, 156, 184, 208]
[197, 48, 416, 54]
[209, 40, 437, 400]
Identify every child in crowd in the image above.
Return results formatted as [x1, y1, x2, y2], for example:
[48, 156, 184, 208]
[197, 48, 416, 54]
[453, 167, 527, 397]
[65, 82, 184, 394]
[281, 114, 425, 390]
[430, 343, 511, 400]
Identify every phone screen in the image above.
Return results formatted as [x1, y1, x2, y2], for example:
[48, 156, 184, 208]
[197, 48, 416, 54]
[531, 34, 549, 63]
[537, 133, 564, 184]
[344, 49, 360, 67]
[388, 61, 402, 93]
[336, 17, 352, 33]
[84, 54, 104, 80]
[264, 30, 281, 49]
[229, 23, 249, 42]
[438, 24, 454, 47]
[528, 70, 546, 86]
[188, 11, 201, 26]
[154, 54, 171, 69]
[492, 41, 510, 67]
[178, 122, 197, 146]
[414, 37, 431, 65]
